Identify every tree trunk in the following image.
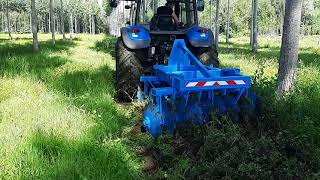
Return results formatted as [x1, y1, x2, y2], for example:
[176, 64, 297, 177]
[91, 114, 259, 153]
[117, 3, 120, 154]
[29, 14, 32, 33]
[14, 15, 17, 33]
[41, 16, 44, 33]
[60, 0, 65, 40]
[69, 13, 73, 39]
[19, 14, 22, 32]
[215, 0, 220, 47]
[74, 16, 77, 34]
[55, 16, 57, 32]
[276, 0, 303, 96]
[31, 0, 39, 51]
[56, 15, 59, 32]
[1, 2, 3, 32]
[50, 0, 55, 45]
[209, 0, 212, 30]
[92, 15, 95, 35]
[1, 11, 4, 32]
[142, 0, 146, 23]
[89, 15, 92, 34]
[48, 13, 51, 33]
[252, 0, 258, 52]
[250, 0, 254, 46]
[6, 0, 11, 39]
[2, 4, 5, 32]
[84, 14, 87, 33]
[153, 0, 158, 14]
[226, 0, 231, 43]
[279, 1, 285, 36]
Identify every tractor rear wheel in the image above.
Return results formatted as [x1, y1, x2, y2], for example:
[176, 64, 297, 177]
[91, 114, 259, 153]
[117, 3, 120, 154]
[115, 38, 146, 102]
[194, 46, 220, 68]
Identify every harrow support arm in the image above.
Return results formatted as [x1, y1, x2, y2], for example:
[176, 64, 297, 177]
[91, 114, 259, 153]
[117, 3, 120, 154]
[140, 39, 254, 139]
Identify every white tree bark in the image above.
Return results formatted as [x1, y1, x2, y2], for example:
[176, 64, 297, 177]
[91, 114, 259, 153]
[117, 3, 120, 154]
[92, 15, 95, 35]
[277, 0, 303, 95]
[29, 14, 32, 33]
[215, 0, 220, 47]
[31, 0, 39, 51]
[1, 11, 4, 32]
[74, 16, 77, 34]
[142, 0, 146, 23]
[252, 0, 258, 52]
[56, 15, 59, 32]
[107, 2, 125, 36]
[226, 0, 231, 43]
[60, 0, 65, 40]
[6, 0, 11, 39]
[48, 13, 51, 33]
[41, 16, 44, 32]
[153, 0, 158, 14]
[210, 0, 212, 30]
[89, 15, 92, 34]
[14, 15, 17, 33]
[84, 14, 87, 33]
[69, 13, 73, 39]
[250, 0, 254, 47]
[50, 0, 55, 45]
[279, 1, 285, 36]
[1, 2, 3, 32]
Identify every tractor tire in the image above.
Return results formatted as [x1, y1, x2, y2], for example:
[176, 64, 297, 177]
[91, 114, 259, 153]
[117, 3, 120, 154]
[115, 37, 146, 102]
[194, 46, 220, 68]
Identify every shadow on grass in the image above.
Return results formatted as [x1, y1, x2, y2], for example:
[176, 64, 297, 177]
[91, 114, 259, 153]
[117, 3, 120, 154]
[49, 65, 130, 139]
[0, 37, 141, 179]
[0, 40, 76, 79]
[19, 131, 140, 179]
[0, 37, 34, 43]
[92, 35, 117, 58]
[20, 49, 140, 179]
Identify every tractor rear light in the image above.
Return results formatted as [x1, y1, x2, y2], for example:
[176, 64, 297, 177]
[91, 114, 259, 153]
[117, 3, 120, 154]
[130, 29, 140, 33]
[197, 29, 208, 33]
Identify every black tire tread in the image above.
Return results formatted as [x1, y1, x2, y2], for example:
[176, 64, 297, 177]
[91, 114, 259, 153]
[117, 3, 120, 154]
[195, 46, 220, 68]
[116, 37, 145, 102]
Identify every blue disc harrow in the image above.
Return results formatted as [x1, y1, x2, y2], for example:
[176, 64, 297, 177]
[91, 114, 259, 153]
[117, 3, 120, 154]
[140, 39, 255, 139]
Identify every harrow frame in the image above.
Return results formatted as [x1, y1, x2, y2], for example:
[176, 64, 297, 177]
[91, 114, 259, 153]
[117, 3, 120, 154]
[140, 39, 254, 138]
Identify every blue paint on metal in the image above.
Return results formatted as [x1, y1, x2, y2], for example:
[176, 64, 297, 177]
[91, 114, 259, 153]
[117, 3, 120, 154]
[127, 26, 150, 40]
[186, 26, 209, 40]
[186, 26, 215, 47]
[140, 39, 256, 139]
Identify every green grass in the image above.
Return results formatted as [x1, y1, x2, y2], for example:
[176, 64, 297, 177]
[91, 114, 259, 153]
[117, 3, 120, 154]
[0, 34, 141, 179]
[0, 33, 319, 179]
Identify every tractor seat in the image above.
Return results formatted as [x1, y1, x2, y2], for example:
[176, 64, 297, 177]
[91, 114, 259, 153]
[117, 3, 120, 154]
[150, 15, 176, 31]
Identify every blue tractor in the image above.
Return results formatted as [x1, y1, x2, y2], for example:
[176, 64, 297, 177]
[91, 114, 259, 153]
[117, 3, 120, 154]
[110, 0, 256, 139]
[110, 0, 219, 101]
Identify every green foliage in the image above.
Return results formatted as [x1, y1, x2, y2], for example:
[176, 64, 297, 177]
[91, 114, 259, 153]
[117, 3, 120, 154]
[190, 118, 316, 179]
[137, 36, 320, 179]
[2, 0, 320, 35]
[0, 34, 320, 179]
[0, 34, 142, 179]
[199, 0, 320, 36]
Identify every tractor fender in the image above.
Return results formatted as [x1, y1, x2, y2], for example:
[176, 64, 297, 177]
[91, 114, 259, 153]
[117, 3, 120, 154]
[186, 26, 215, 48]
[120, 26, 151, 49]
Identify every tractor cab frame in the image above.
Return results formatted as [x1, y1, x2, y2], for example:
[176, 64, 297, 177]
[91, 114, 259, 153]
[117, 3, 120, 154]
[110, 0, 219, 102]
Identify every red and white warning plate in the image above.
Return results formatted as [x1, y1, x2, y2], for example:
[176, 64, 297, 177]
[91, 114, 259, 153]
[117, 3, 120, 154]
[186, 80, 246, 87]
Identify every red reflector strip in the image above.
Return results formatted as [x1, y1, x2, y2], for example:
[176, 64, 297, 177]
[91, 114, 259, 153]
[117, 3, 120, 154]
[227, 80, 236, 85]
[196, 82, 206, 86]
[186, 80, 246, 87]
[130, 29, 140, 33]
[197, 29, 208, 33]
